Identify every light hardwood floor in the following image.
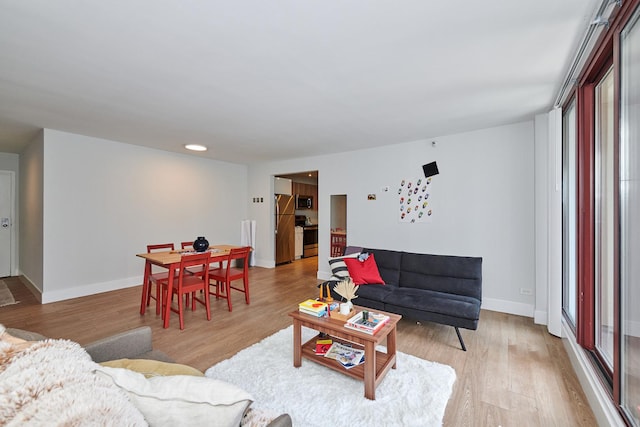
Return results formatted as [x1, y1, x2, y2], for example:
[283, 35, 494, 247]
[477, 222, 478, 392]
[0, 258, 597, 426]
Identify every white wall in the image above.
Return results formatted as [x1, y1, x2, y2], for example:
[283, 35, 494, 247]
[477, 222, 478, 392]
[19, 131, 44, 291]
[534, 113, 550, 326]
[0, 152, 19, 172]
[248, 121, 536, 316]
[38, 129, 248, 303]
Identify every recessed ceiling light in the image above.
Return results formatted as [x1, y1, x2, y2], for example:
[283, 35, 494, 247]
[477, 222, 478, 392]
[185, 144, 207, 152]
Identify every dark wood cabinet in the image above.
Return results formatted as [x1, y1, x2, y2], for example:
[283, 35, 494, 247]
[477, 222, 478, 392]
[292, 182, 318, 209]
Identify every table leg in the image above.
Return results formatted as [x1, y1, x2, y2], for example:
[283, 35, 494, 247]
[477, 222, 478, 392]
[293, 319, 302, 368]
[387, 326, 397, 369]
[140, 261, 151, 315]
[364, 341, 376, 400]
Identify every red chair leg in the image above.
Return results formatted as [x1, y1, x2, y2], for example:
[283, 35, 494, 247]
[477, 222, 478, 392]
[177, 292, 185, 330]
[155, 283, 162, 315]
[226, 281, 233, 312]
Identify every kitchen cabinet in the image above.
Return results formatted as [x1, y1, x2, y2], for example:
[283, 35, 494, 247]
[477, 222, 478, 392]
[292, 182, 318, 210]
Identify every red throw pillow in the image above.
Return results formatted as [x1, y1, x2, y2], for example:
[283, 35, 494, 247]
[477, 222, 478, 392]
[344, 254, 385, 285]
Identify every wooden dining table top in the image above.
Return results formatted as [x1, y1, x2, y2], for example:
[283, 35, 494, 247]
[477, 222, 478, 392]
[136, 244, 241, 266]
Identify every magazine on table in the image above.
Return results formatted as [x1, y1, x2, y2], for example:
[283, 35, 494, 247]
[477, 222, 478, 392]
[339, 354, 364, 369]
[324, 342, 365, 368]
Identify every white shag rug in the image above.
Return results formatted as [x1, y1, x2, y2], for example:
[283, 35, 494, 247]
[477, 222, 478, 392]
[205, 326, 456, 427]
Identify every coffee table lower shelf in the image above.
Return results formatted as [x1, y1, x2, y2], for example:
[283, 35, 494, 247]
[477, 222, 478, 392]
[301, 335, 396, 384]
[289, 307, 401, 400]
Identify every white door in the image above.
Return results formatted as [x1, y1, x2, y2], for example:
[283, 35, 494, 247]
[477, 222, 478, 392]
[0, 171, 14, 277]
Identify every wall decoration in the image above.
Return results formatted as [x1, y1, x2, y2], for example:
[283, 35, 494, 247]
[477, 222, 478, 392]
[398, 177, 434, 223]
[367, 194, 377, 200]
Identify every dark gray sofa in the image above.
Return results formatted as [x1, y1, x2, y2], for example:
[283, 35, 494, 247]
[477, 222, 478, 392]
[330, 247, 483, 351]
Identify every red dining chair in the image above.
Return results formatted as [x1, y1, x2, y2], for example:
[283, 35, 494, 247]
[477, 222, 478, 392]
[180, 241, 222, 274]
[208, 246, 251, 312]
[159, 252, 212, 330]
[143, 243, 175, 315]
[180, 241, 202, 276]
[330, 232, 347, 257]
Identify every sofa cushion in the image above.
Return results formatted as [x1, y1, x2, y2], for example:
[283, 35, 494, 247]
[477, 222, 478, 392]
[100, 358, 204, 378]
[382, 288, 480, 321]
[354, 283, 395, 301]
[344, 254, 385, 285]
[343, 246, 363, 255]
[363, 248, 402, 285]
[95, 365, 253, 427]
[328, 252, 360, 279]
[399, 252, 482, 300]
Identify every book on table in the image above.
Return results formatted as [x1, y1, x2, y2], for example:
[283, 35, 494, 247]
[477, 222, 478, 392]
[298, 299, 328, 316]
[315, 338, 333, 355]
[344, 311, 390, 335]
[299, 307, 328, 317]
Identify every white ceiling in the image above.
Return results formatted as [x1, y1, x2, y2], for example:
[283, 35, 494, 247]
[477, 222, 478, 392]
[0, 1, 599, 164]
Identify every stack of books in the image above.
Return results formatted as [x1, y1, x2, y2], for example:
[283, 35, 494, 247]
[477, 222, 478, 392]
[298, 299, 329, 317]
[344, 311, 390, 335]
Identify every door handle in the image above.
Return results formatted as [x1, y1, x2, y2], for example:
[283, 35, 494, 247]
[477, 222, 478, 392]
[1, 218, 8, 228]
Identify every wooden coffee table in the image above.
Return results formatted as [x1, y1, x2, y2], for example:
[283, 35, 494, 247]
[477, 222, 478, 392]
[288, 306, 402, 400]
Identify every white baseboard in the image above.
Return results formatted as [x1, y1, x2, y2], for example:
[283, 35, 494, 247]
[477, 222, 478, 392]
[255, 258, 275, 268]
[561, 321, 625, 427]
[534, 309, 548, 325]
[625, 319, 640, 338]
[41, 276, 142, 304]
[17, 273, 42, 303]
[481, 297, 534, 317]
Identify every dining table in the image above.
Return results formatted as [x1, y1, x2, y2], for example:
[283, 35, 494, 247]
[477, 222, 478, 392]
[137, 244, 242, 328]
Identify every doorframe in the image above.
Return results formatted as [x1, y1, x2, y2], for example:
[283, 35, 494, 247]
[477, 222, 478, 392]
[0, 170, 17, 277]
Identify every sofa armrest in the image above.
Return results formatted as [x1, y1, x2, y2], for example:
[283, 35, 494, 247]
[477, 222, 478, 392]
[85, 326, 155, 363]
[266, 414, 292, 427]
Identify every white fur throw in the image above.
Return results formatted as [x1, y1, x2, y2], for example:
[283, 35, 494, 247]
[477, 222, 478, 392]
[0, 338, 148, 426]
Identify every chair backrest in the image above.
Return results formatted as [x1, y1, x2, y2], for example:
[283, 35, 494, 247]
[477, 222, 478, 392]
[229, 246, 251, 261]
[221, 246, 251, 276]
[147, 243, 175, 253]
[180, 241, 194, 250]
[178, 252, 211, 284]
[330, 233, 346, 257]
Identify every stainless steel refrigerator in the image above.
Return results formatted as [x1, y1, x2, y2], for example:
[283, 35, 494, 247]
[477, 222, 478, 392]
[275, 194, 295, 264]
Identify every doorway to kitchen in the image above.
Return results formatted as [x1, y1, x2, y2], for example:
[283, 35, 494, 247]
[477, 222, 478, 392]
[273, 171, 318, 270]
[330, 194, 347, 257]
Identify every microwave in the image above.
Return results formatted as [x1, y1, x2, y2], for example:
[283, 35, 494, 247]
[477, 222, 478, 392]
[296, 195, 313, 209]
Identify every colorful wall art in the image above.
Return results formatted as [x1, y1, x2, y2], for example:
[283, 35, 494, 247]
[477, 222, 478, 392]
[398, 177, 434, 223]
